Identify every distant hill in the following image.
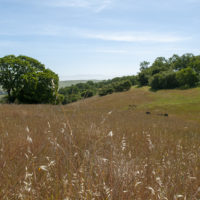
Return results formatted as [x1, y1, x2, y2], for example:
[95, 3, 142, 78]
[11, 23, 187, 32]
[59, 80, 102, 88]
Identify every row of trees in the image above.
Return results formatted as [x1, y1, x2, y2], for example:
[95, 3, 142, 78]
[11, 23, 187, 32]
[59, 54, 200, 104]
[137, 53, 200, 89]
[59, 76, 135, 104]
[1, 53, 200, 104]
[59, 53, 200, 104]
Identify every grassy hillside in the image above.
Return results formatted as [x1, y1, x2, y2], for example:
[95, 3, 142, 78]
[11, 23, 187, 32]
[88, 86, 200, 123]
[59, 79, 101, 88]
[0, 87, 200, 199]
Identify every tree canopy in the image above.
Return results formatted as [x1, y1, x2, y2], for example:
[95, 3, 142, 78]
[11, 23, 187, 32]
[137, 53, 200, 90]
[0, 55, 59, 104]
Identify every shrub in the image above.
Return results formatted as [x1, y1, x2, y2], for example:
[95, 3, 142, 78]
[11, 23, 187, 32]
[137, 72, 149, 86]
[176, 67, 199, 88]
[99, 86, 114, 96]
[81, 90, 94, 98]
[114, 80, 132, 92]
[150, 71, 179, 90]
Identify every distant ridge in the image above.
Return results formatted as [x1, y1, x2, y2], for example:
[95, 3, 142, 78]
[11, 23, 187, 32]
[59, 80, 102, 88]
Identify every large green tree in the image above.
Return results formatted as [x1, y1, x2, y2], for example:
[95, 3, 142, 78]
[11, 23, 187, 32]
[0, 55, 59, 104]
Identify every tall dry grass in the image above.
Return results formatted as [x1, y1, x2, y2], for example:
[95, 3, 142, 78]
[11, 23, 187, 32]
[0, 93, 200, 199]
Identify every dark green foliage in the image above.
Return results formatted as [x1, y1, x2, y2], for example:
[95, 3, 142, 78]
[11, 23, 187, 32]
[99, 86, 114, 96]
[150, 71, 178, 90]
[188, 55, 200, 74]
[59, 85, 82, 104]
[170, 54, 194, 71]
[137, 71, 150, 86]
[150, 57, 170, 75]
[162, 71, 179, 89]
[58, 80, 98, 103]
[59, 76, 135, 104]
[56, 94, 64, 105]
[0, 55, 59, 104]
[176, 67, 199, 88]
[98, 80, 131, 96]
[113, 80, 132, 92]
[138, 53, 200, 90]
[128, 76, 137, 85]
[139, 61, 150, 71]
[81, 90, 94, 98]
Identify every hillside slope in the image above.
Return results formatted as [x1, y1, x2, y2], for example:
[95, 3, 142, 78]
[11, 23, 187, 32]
[0, 87, 200, 199]
[65, 86, 200, 123]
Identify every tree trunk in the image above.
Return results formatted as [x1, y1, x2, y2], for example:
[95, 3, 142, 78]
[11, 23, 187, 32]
[7, 89, 11, 103]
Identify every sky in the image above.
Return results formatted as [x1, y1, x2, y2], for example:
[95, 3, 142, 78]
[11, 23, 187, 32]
[0, 0, 200, 80]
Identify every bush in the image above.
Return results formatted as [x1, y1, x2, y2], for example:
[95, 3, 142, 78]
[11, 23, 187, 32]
[81, 90, 94, 98]
[56, 94, 64, 104]
[99, 86, 114, 96]
[150, 71, 179, 90]
[114, 80, 132, 92]
[62, 94, 81, 104]
[137, 71, 150, 86]
[176, 67, 199, 88]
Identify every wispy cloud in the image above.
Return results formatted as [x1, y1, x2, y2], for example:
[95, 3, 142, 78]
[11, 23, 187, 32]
[0, 23, 190, 44]
[1, 0, 112, 12]
[42, 0, 112, 12]
[84, 32, 190, 43]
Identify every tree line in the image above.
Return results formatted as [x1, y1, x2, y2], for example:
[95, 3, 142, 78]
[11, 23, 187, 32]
[59, 53, 200, 104]
[0, 53, 200, 104]
[137, 53, 200, 90]
[59, 77, 135, 104]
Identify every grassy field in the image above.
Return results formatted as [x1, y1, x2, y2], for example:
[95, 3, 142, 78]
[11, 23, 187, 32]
[0, 87, 200, 199]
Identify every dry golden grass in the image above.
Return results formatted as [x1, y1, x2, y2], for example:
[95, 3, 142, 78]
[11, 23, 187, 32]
[0, 87, 200, 199]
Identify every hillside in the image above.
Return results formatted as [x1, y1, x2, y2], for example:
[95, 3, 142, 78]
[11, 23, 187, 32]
[66, 86, 200, 122]
[0, 87, 200, 199]
[59, 79, 101, 88]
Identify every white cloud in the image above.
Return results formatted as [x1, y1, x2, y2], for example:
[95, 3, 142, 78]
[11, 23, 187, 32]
[42, 0, 112, 12]
[0, 24, 190, 44]
[84, 32, 190, 43]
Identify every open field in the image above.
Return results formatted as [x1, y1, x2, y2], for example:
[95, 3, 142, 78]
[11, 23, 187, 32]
[0, 87, 200, 199]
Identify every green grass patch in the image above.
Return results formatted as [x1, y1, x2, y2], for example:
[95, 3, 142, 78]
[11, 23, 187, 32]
[136, 87, 200, 122]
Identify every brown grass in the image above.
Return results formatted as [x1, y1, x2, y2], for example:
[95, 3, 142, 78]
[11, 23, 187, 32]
[0, 88, 200, 199]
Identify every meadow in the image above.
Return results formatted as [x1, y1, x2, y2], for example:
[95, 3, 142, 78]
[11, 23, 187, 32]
[0, 87, 200, 199]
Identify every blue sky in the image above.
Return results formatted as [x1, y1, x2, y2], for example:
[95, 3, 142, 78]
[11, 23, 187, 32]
[0, 0, 200, 80]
